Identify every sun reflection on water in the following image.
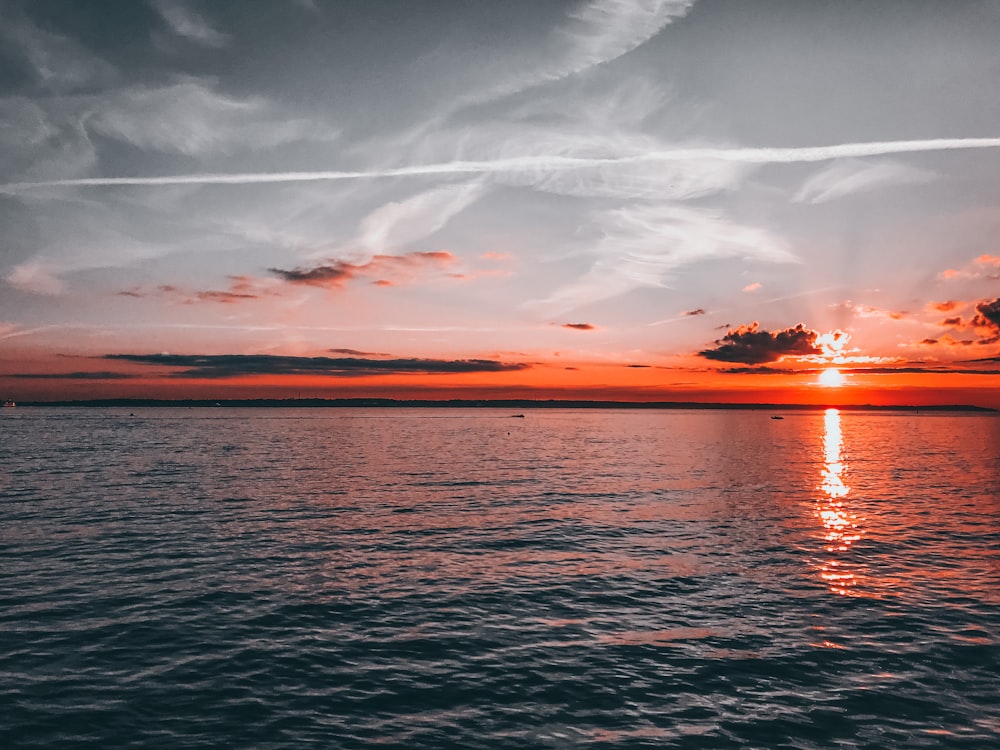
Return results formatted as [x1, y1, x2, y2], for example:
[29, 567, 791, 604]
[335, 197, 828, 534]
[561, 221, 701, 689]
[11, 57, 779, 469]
[817, 408, 864, 596]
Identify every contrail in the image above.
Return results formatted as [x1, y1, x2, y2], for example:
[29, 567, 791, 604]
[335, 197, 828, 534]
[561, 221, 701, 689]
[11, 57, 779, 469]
[4, 138, 1000, 192]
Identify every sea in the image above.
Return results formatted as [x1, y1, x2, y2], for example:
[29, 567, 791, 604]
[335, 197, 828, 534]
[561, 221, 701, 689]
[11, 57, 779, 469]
[1, 407, 998, 749]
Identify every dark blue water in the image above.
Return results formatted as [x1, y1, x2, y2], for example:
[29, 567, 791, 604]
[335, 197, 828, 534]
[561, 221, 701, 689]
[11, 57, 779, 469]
[2, 408, 998, 748]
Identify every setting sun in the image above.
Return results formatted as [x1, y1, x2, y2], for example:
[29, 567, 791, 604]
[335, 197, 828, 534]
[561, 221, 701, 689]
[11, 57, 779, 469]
[818, 368, 845, 388]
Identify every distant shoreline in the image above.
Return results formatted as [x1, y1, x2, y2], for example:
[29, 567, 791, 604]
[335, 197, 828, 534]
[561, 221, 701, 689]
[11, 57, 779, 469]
[13, 398, 997, 412]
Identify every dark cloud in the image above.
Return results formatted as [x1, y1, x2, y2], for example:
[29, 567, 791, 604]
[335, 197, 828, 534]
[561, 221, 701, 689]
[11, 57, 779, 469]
[562, 323, 595, 331]
[971, 297, 1000, 331]
[329, 348, 386, 356]
[625, 364, 650, 368]
[846, 366, 1000, 375]
[698, 322, 821, 364]
[102, 353, 530, 379]
[721, 362, 1000, 375]
[719, 366, 804, 374]
[268, 263, 351, 285]
[934, 297, 1000, 345]
[684, 308, 706, 316]
[118, 276, 262, 304]
[11, 371, 136, 380]
[270, 251, 455, 289]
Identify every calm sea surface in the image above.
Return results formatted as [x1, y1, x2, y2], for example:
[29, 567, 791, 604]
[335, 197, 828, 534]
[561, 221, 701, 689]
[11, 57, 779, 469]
[1, 407, 998, 748]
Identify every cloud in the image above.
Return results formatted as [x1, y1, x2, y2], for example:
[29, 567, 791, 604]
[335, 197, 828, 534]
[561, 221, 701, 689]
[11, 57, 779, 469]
[929, 297, 1000, 344]
[8, 138, 1000, 192]
[937, 255, 1000, 282]
[850, 303, 908, 321]
[742, 282, 761, 293]
[0, 5, 117, 91]
[102, 353, 530, 378]
[938, 268, 967, 280]
[117, 276, 269, 304]
[793, 159, 934, 204]
[6, 262, 65, 295]
[468, 0, 694, 106]
[699, 322, 822, 364]
[843, 365, 1000, 376]
[528, 205, 796, 315]
[328, 348, 388, 357]
[355, 182, 485, 255]
[562, 323, 596, 330]
[970, 297, 1000, 341]
[150, 0, 228, 47]
[684, 308, 706, 316]
[930, 300, 959, 312]
[88, 81, 328, 157]
[719, 366, 801, 374]
[270, 251, 456, 289]
[192, 290, 257, 304]
[11, 371, 136, 380]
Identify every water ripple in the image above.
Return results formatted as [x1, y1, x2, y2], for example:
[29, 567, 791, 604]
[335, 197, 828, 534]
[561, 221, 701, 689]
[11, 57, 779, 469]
[1, 408, 998, 748]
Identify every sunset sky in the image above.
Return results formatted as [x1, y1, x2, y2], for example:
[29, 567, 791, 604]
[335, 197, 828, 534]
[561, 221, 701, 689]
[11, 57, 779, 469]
[3, 0, 1000, 406]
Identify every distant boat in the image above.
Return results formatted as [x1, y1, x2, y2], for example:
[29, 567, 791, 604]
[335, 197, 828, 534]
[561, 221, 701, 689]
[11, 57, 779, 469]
[770, 415, 783, 420]
[2, 399, 14, 408]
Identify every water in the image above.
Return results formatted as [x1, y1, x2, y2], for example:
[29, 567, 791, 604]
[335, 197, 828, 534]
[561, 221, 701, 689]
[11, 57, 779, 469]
[1, 407, 998, 748]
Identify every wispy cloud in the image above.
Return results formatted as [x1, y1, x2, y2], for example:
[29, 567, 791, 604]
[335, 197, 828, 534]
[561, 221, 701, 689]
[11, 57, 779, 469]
[527, 205, 796, 315]
[11, 371, 136, 380]
[793, 159, 934, 204]
[937, 253, 1000, 281]
[150, 0, 228, 47]
[562, 322, 596, 331]
[120, 275, 269, 304]
[0, 5, 116, 91]
[6, 262, 65, 296]
[7, 138, 1000, 193]
[465, 0, 694, 106]
[354, 182, 486, 257]
[89, 81, 331, 157]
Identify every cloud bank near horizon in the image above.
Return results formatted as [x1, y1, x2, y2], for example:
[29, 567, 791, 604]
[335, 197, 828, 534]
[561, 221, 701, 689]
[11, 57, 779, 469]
[101, 353, 531, 379]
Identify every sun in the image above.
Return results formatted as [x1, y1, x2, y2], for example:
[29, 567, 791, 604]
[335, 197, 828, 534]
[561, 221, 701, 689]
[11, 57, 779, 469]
[818, 368, 845, 387]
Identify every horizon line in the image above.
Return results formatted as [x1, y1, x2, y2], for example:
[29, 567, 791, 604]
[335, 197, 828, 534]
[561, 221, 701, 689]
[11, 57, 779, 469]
[11, 397, 997, 412]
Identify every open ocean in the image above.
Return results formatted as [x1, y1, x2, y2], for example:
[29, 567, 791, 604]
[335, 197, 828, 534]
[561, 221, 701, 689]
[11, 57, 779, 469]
[1, 407, 998, 748]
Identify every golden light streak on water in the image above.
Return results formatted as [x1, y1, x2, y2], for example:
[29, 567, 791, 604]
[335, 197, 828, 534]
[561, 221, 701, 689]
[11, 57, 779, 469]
[817, 408, 864, 596]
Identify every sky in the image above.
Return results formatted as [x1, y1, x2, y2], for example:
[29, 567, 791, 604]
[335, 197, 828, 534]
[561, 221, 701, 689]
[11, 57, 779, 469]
[2, 0, 1000, 406]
